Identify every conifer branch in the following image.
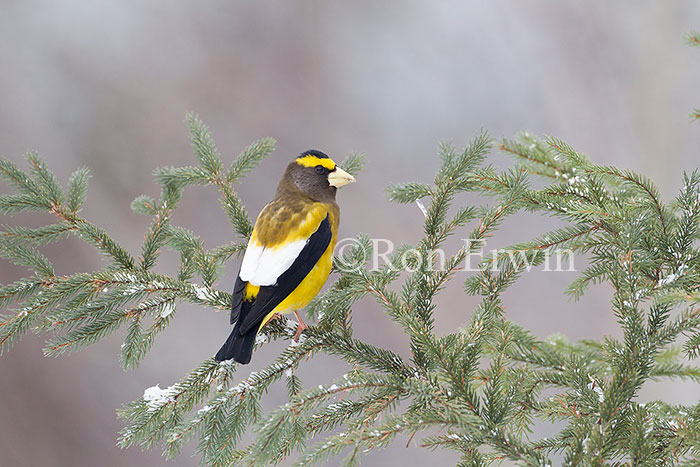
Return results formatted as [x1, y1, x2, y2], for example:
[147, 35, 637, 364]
[1, 107, 699, 465]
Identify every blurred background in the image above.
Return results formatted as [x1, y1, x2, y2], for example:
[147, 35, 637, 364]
[1, 1, 699, 465]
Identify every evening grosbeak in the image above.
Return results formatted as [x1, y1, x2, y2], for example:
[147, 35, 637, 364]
[215, 150, 355, 364]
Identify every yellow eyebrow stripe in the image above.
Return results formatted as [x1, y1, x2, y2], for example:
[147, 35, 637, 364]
[296, 155, 336, 170]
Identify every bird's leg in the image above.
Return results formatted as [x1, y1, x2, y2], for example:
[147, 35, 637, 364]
[292, 310, 308, 341]
[262, 313, 281, 328]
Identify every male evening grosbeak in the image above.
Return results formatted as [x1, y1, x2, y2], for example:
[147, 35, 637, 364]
[215, 150, 355, 364]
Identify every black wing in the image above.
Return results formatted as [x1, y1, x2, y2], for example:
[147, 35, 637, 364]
[237, 214, 332, 334]
[229, 275, 247, 325]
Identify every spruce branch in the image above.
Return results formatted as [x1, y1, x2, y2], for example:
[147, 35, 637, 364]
[686, 30, 700, 47]
[1, 110, 699, 465]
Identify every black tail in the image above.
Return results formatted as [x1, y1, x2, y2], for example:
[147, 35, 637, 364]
[215, 301, 257, 364]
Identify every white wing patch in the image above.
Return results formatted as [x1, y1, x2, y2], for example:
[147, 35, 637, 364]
[239, 238, 308, 286]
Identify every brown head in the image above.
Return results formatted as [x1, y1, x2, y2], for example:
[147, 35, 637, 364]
[276, 150, 355, 203]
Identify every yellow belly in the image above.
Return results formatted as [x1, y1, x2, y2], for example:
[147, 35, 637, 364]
[257, 243, 333, 329]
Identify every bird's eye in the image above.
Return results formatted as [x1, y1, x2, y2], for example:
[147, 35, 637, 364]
[314, 165, 326, 174]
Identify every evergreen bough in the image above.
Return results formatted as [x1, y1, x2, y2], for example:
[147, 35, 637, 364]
[1, 35, 700, 466]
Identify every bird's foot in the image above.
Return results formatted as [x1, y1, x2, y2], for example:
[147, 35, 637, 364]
[261, 313, 281, 329]
[292, 310, 308, 342]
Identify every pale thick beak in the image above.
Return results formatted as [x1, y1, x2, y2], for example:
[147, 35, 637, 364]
[328, 167, 356, 188]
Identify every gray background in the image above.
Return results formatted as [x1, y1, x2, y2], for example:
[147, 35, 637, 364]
[1, 2, 699, 466]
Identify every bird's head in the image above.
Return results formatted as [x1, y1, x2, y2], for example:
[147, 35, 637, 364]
[281, 149, 356, 202]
